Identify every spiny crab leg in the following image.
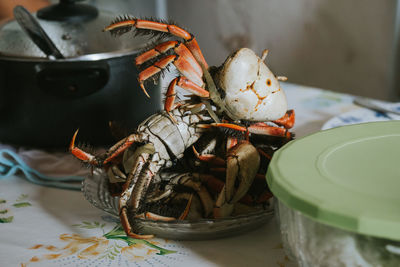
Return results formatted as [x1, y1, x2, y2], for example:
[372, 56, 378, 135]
[136, 40, 178, 65]
[103, 17, 208, 69]
[136, 40, 203, 78]
[69, 129, 100, 165]
[138, 54, 204, 97]
[103, 134, 139, 164]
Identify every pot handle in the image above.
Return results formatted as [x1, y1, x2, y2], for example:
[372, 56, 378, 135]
[35, 61, 110, 98]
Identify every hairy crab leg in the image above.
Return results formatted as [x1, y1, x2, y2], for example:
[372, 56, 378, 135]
[136, 41, 203, 78]
[272, 109, 295, 129]
[138, 55, 204, 97]
[136, 40, 178, 65]
[103, 17, 208, 69]
[69, 129, 101, 165]
[103, 134, 140, 164]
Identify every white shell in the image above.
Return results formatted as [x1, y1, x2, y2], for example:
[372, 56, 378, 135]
[219, 48, 287, 121]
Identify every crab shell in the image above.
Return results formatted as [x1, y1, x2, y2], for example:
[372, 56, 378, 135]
[218, 48, 288, 121]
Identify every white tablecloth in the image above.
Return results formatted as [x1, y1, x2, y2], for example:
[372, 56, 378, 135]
[0, 83, 360, 267]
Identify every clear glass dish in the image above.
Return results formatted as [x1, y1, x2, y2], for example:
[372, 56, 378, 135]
[276, 200, 400, 267]
[82, 169, 274, 240]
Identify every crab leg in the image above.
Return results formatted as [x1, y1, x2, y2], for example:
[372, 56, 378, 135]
[215, 141, 260, 218]
[225, 141, 260, 203]
[257, 147, 273, 160]
[197, 123, 247, 132]
[248, 123, 292, 138]
[165, 77, 209, 115]
[227, 137, 238, 150]
[198, 122, 291, 138]
[147, 173, 214, 219]
[136, 41, 203, 78]
[272, 109, 295, 129]
[139, 54, 204, 97]
[103, 17, 208, 69]
[192, 145, 225, 166]
[103, 134, 140, 164]
[137, 212, 176, 222]
[69, 129, 100, 165]
[174, 174, 214, 218]
[194, 141, 260, 218]
[135, 40, 178, 65]
[119, 145, 159, 239]
[119, 152, 154, 239]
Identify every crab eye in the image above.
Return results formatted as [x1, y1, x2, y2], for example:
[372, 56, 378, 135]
[266, 79, 271, 86]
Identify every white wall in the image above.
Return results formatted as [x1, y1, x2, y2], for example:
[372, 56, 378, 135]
[167, 0, 398, 100]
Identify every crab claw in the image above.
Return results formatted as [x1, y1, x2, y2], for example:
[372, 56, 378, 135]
[214, 141, 260, 218]
[69, 129, 99, 165]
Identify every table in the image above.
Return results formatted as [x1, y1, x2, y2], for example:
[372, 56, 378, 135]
[0, 83, 360, 267]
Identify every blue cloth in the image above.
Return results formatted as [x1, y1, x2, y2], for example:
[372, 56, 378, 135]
[0, 149, 84, 190]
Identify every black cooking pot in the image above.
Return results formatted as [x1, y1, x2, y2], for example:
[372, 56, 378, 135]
[0, 0, 161, 148]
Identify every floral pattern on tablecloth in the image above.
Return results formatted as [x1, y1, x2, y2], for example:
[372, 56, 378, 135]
[0, 193, 32, 223]
[21, 217, 179, 266]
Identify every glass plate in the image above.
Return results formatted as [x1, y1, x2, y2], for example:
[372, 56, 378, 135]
[82, 169, 274, 240]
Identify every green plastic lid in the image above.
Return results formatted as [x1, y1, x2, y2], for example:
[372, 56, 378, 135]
[267, 121, 400, 240]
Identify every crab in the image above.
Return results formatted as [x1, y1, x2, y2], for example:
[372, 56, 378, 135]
[102, 16, 295, 216]
[69, 17, 297, 239]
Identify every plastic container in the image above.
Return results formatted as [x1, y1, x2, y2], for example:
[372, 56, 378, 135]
[267, 121, 400, 266]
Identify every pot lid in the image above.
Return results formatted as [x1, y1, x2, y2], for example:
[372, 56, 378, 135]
[0, 0, 148, 59]
[266, 121, 400, 240]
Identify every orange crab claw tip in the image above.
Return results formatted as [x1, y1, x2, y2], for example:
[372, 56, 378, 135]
[70, 129, 79, 150]
[102, 24, 113, 32]
[139, 82, 151, 98]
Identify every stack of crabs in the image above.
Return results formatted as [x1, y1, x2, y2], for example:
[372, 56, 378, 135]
[70, 17, 295, 239]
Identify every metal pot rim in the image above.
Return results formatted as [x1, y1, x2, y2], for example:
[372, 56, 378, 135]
[0, 47, 139, 62]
